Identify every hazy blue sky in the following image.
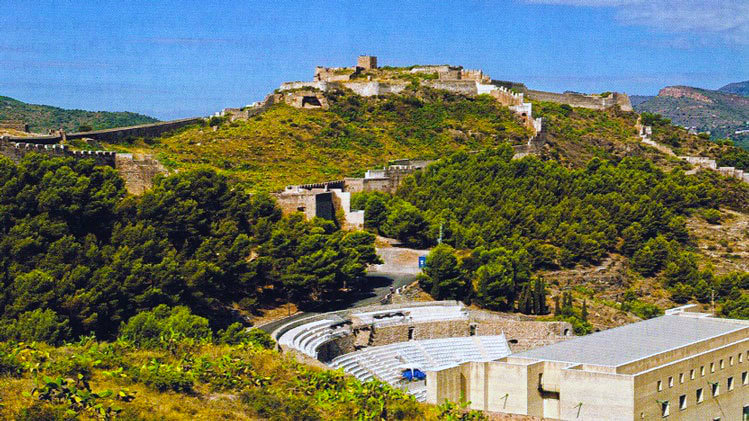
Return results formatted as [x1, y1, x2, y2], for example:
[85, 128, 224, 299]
[2, 0, 747, 119]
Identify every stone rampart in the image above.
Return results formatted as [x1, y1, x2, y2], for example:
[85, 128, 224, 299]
[423, 80, 478, 96]
[115, 153, 168, 194]
[525, 90, 633, 111]
[3, 117, 202, 144]
[0, 140, 116, 166]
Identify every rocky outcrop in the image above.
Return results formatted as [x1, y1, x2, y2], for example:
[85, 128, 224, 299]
[658, 86, 713, 103]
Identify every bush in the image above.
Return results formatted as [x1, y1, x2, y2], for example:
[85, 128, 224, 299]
[118, 305, 212, 348]
[240, 388, 321, 421]
[700, 208, 721, 224]
[0, 309, 71, 345]
[216, 323, 274, 348]
[129, 359, 194, 393]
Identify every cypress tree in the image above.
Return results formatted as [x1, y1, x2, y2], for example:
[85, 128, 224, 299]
[554, 295, 561, 316]
[582, 299, 589, 322]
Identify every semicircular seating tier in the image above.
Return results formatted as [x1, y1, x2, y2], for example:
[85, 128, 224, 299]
[329, 335, 511, 401]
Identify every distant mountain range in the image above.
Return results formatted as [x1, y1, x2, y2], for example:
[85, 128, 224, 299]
[0, 96, 158, 134]
[632, 81, 749, 149]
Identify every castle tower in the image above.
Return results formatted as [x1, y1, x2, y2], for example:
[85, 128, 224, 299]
[357, 55, 377, 70]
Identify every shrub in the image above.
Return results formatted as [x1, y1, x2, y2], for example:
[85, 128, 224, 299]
[129, 359, 193, 393]
[0, 309, 71, 345]
[118, 305, 212, 348]
[700, 208, 721, 224]
[216, 323, 259, 346]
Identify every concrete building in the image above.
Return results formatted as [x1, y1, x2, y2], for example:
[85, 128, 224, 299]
[426, 305, 749, 420]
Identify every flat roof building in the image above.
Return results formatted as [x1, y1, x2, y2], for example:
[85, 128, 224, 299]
[426, 305, 749, 420]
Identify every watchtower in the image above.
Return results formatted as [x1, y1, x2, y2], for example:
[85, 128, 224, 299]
[357, 55, 377, 70]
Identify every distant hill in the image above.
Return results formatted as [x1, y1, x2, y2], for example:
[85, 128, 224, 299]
[719, 80, 749, 97]
[633, 85, 749, 148]
[0, 96, 158, 134]
[629, 95, 654, 107]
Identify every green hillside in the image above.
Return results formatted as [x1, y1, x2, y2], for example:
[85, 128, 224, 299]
[104, 87, 532, 191]
[633, 86, 749, 147]
[0, 95, 158, 133]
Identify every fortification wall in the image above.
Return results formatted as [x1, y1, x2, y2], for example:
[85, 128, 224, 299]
[4, 117, 202, 144]
[423, 80, 478, 96]
[67, 117, 202, 143]
[525, 90, 632, 111]
[0, 140, 116, 166]
[273, 191, 318, 220]
[115, 153, 168, 194]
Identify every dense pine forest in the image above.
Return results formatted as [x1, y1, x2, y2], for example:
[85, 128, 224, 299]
[354, 145, 748, 328]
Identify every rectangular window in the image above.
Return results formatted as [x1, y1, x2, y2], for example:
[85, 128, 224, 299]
[701, 366, 706, 376]
[690, 369, 695, 380]
[730, 356, 734, 366]
[711, 362, 715, 373]
[712, 382, 719, 397]
[679, 373, 684, 384]
[740, 353, 744, 363]
[679, 394, 686, 411]
[668, 376, 673, 387]
[720, 359, 724, 369]
[657, 380, 663, 391]
[696, 388, 704, 404]
[743, 371, 748, 385]
[728, 377, 734, 391]
[661, 400, 670, 418]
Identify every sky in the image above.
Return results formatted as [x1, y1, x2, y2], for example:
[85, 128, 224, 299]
[1, 0, 747, 120]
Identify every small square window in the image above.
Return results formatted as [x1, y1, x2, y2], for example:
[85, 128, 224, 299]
[661, 400, 670, 417]
[679, 373, 684, 384]
[696, 388, 704, 403]
[657, 380, 663, 391]
[727, 377, 734, 391]
[678, 394, 686, 411]
[712, 382, 719, 397]
[701, 366, 705, 376]
[690, 369, 695, 380]
[668, 376, 673, 387]
[742, 371, 748, 385]
[710, 362, 715, 373]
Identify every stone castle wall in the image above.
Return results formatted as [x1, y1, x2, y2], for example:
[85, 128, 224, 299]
[0, 140, 116, 166]
[115, 154, 168, 194]
[0, 139, 167, 194]
[525, 90, 633, 112]
[3, 117, 202, 144]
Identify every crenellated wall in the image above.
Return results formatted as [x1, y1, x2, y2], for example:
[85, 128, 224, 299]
[0, 140, 116, 166]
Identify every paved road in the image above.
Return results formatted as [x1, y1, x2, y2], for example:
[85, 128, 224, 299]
[257, 272, 417, 334]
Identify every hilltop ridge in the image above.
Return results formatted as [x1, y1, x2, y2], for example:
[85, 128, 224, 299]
[0, 95, 158, 134]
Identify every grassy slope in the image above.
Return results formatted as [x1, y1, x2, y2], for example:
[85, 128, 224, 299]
[0, 95, 158, 133]
[101, 88, 532, 191]
[0, 341, 440, 421]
